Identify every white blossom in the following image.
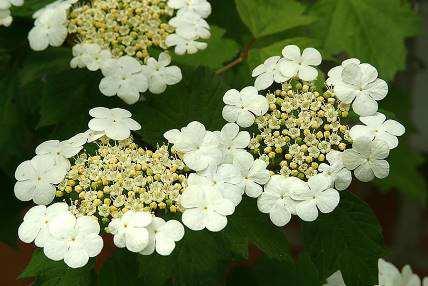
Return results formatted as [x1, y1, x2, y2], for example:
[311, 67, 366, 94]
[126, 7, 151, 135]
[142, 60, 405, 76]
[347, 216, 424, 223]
[318, 150, 352, 191]
[279, 45, 322, 81]
[252, 56, 290, 91]
[88, 107, 141, 141]
[222, 87, 269, 128]
[350, 112, 405, 149]
[169, 11, 210, 40]
[378, 258, 425, 286]
[342, 138, 390, 182]
[70, 43, 112, 71]
[99, 56, 148, 104]
[168, 0, 211, 18]
[165, 33, 207, 55]
[141, 52, 182, 94]
[14, 154, 67, 205]
[108, 211, 152, 253]
[323, 271, 346, 286]
[140, 217, 185, 256]
[0, 9, 12, 26]
[216, 123, 250, 163]
[44, 213, 103, 268]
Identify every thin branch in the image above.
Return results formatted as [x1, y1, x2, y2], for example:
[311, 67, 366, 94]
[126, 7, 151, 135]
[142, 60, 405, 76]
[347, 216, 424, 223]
[215, 38, 257, 75]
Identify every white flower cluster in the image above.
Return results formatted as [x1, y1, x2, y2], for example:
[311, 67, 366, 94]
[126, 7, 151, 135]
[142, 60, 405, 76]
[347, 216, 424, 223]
[0, 0, 23, 27]
[221, 44, 405, 227]
[324, 259, 428, 286]
[27, 0, 212, 105]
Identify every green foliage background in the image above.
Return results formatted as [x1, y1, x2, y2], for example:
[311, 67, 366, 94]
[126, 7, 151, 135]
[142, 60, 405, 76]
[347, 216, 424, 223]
[0, 0, 425, 285]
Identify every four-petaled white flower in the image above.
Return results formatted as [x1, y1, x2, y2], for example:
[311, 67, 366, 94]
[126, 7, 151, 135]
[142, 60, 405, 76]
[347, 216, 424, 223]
[294, 174, 340, 222]
[323, 271, 346, 286]
[14, 154, 67, 205]
[44, 213, 103, 268]
[222, 87, 269, 128]
[252, 56, 289, 91]
[18, 203, 69, 247]
[279, 45, 322, 82]
[329, 60, 388, 116]
[216, 123, 250, 163]
[88, 107, 141, 141]
[164, 121, 222, 171]
[378, 258, 426, 286]
[140, 218, 185, 256]
[258, 175, 306, 227]
[181, 178, 235, 232]
[70, 43, 112, 71]
[99, 56, 148, 104]
[165, 34, 208, 55]
[350, 112, 405, 149]
[141, 52, 182, 94]
[169, 11, 210, 40]
[233, 152, 270, 198]
[342, 138, 390, 182]
[108, 211, 152, 253]
[168, 0, 211, 18]
[318, 150, 352, 191]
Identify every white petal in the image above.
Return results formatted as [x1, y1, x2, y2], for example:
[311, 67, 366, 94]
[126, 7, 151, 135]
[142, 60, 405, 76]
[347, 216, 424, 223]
[365, 78, 388, 101]
[75, 216, 100, 236]
[298, 65, 318, 81]
[28, 27, 49, 51]
[222, 106, 239, 124]
[18, 220, 40, 243]
[382, 119, 405, 136]
[370, 160, 389, 179]
[376, 132, 398, 149]
[342, 150, 366, 170]
[257, 192, 279, 213]
[182, 209, 205, 231]
[245, 181, 263, 198]
[205, 211, 227, 232]
[33, 183, 56, 205]
[44, 238, 67, 261]
[99, 77, 120, 97]
[279, 61, 299, 78]
[334, 169, 352, 191]
[236, 110, 255, 128]
[254, 72, 274, 91]
[350, 125, 374, 141]
[316, 189, 340, 213]
[159, 220, 184, 241]
[282, 45, 301, 61]
[14, 181, 35, 202]
[301, 47, 322, 66]
[334, 83, 359, 104]
[370, 139, 390, 159]
[155, 236, 176, 256]
[83, 233, 103, 257]
[308, 174, 331, 193]
[125, 228, 149, 252]
[360, 63, 378, 86]
[64, 247, 89, 268]
[354, 162, 375, 182]
[352, 93, 378, 116]
[223, 89, 241, 106]
[296, 200, 318, 222]
[269, 200, 292, 226]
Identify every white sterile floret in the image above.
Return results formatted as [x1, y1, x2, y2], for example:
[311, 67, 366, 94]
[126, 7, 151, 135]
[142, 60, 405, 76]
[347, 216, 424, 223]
[14, 154, 67, 205]
[70, 43, 112, 71]
[168, 0, 211, 18]
[279, 45, 322, 82]
[108, 211, 152, 253]
[164, 121, 222, 171]
[257, 175, 307, 227]
[88, 107, 141, 141]
[222, 87, 269, 128]
[252, 56, 290, 91]
[181, 177, 235, 232]
[342, 138, 390, 182]
[323, 271, 346, 286]
[378, 258, 423, 286]
[18, 203, 69, 247]
[350, 112, 405, 149]
[318, 150, 352, 191]
[44, 213, 103, 268]
[0, 9, 12, 27]
[328, 60, 388, 116]
[140, 217, 185, 256]
[141, 52, 182, 94]
[169, 11, 210, 40]
[99, 56, 148, 104]
[294, 174, 340, 222]
[216, 123, 250, 163]
[165, 34, 207, 55]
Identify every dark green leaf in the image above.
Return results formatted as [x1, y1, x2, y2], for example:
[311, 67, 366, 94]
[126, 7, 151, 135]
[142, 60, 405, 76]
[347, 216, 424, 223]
[98, 250, 142, 286]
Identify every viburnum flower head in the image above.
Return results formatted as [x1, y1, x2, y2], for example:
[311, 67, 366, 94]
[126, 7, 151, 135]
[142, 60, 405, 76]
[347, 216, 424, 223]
[342, 138, 390, 182]
[222, 86, 269, 128]
[318, 150, 352, 191]
[14, 154, 67, 205]
[168, 0, 212, 18]
[252, 56, 290, 91]
[88, 107, 141, 141]
[350, 112, 405, 149]
[216, 123, 251, 163]
[44, 213, 103, 268]
[70, 43, 112, 71]
[140, 218, 185, 256]
[279, 45, 322, 82]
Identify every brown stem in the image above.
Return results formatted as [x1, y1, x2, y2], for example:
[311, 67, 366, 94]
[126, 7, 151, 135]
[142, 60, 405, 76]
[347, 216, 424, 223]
[215, 38, 257, 75]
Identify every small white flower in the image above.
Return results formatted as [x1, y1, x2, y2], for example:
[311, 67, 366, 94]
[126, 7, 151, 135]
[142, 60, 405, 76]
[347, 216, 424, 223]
[164, 121, 222, 171]
[165, 34, 207, 55]
[0, 0, 24, 10]
[181, 177, 235, 232]
[279, 45, 322, 81]
[233, 152, 270, 198]
[318, 150, 352, 191]
[350, 112, 405, 149]
[168, 0, 211, 18]
[216, 123, 250, 163]
[140, 217, 185, 256]
[88, 107, 141, 141]
[169, 11, 210, 40]
[0, 9, 12, 26]
[70, 43, 112, 71]
[141, 52, 182, 94]
[18, 203, 69, 247]
[323, 271, 346, 286]
[378, 258, 423, 286]
[342, 138, 390, 182]
[222, 87, 269, 128]
[257, 175, 308, 227]
[252, 56, 290, 91]
[14, 155, 67, 205]
[329, 61, 388, 116]
[294, 174, 340, 222]
[44, 213, 103, 268]
[99, 56, 148, 104]
[108, 211, 152, 253]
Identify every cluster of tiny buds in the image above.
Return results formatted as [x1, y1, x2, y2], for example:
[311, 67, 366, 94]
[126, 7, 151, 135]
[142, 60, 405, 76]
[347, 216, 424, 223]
[56, 136, 188, 226]
[68, 0, 175, 61]
[249, 80, 352, 180]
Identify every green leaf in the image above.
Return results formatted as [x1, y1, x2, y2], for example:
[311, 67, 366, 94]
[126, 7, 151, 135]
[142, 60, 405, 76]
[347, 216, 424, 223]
[138, 254, 175, 286]
[235, 0, 315, 38]
[309, 0, 421, 80]
[20, 250, 96, 286]
[132, 66, 229, 146]
[173, 26, 239, 69]
[302, 192, 386, 286]
[98, 250, 142, 286]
